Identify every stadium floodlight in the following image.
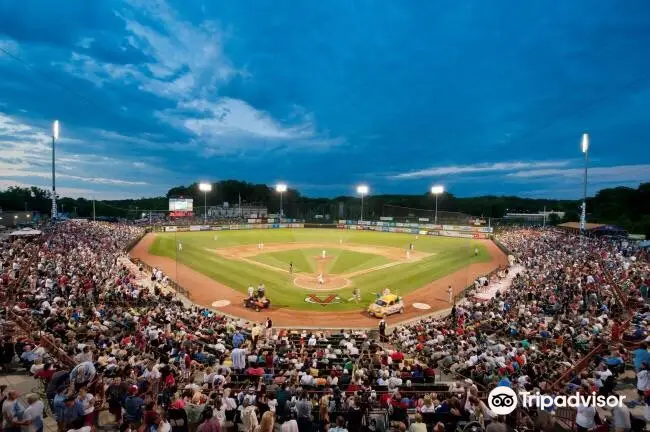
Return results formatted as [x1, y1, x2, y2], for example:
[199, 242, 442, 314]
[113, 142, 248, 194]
[580, 133, 590, 234]
[198, 182, 212, 223]
[51, 120, 60, 220]
[276, 183, 288, 219]
[430, 185, 445, 224]
[356, 185, 369, 221]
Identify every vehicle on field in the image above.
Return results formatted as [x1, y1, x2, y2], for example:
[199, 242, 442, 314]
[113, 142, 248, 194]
[243, 296, 271, 312]
[367, 294, 404, 317]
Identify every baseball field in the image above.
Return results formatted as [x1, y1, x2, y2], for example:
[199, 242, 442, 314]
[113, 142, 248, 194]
[133, 229, 499, 318]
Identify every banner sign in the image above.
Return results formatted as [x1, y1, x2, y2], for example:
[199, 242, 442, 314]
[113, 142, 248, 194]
[164, 226, 177, 232]
[380, 216, 394, 221]
[418, 218, 430, 222]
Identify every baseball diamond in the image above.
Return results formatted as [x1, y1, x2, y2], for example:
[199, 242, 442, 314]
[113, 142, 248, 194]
[130, 228, 507, 326]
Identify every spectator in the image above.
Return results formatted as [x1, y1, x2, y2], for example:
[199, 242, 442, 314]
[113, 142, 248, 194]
[407, 413, 427, 432]
[2, 390, 24, 432]
[256, 411, 274, 432]
[19, 393, 44, 432]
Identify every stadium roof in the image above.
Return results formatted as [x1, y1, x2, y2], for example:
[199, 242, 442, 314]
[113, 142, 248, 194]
[558, 222, 606, 230]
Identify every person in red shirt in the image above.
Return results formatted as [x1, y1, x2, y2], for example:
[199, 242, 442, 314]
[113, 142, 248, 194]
[35, 363, 56, 382]
[391, 351, 405, 363]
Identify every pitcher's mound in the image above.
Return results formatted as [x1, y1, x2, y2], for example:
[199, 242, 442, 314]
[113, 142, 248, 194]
[294, 275, 351, 291]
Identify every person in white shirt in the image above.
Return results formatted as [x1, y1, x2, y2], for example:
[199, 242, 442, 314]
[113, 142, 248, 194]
[78, 386, 95, 424]
[637, 365, 649, 400]
[611, 404, 631, 432]
[300, 373, 314, 386]
[21, 394, 44, 432]
[575, 392, 596, 432]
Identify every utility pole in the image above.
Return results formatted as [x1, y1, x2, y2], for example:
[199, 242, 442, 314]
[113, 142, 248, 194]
[93, 199, 96, 222]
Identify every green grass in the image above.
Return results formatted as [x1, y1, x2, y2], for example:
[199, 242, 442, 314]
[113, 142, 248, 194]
[249, 247, 392, 275]
[327, 249, 391, 274]
[251, 249, 317, 273]
[148, 228, 492, 311]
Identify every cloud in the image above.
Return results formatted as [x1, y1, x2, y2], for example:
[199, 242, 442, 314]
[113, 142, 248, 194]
[159, 98, 315, 141]
[0, 113, 150, 189]
[507, 164, 650, 183]
[390, 161, 571, 179]
[55, 0, 340, 154]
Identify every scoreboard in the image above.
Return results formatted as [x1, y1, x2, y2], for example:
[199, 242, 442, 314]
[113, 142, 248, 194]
[169, 198, 193, 217]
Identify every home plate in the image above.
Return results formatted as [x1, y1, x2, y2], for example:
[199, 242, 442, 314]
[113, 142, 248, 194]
[211, 300, 231, 308]
[412, 302, 431, 310]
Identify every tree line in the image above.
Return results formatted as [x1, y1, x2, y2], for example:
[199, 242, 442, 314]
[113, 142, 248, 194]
[1, 181, 648, 236]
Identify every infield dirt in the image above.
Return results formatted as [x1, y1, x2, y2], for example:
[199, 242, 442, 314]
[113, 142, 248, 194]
[130, 233, 507, 328]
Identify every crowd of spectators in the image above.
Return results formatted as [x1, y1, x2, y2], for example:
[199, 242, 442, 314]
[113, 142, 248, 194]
[0, 222, 648, 432]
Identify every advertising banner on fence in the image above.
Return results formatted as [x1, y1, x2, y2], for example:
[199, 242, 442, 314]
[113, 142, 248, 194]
[440, 230, 473, 238]
[419, 218, 430, 222]
[164, 226, 177, 232]
[380, 217, 393, 221]
[211, 226, 222, 231]
[189, 225, 201, 231]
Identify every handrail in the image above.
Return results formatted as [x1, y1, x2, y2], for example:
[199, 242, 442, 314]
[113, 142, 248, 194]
[550, 342, 606, 390]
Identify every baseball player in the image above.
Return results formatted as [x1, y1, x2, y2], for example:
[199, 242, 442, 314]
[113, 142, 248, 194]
[177, 242, 183, 252]
[474, 247, 479, 256]
[447, 285, 453, 303]
[322, 249, 327, 259]
[289, 261, 293, 274]
[248, 284, 254, 298]
[318, 273, 324, 285]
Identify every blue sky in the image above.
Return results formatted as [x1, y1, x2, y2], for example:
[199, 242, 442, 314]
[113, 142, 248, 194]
[1, 0, 650, 199]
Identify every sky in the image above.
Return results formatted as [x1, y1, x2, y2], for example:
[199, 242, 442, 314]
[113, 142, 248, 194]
[1, 0, 650, 200]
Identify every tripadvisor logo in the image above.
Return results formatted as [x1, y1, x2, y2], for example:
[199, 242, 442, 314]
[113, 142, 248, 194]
[488, 386, 626, 415]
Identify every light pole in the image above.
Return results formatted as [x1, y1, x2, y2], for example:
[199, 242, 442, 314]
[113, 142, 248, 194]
[356, 185, 369, 221]
[51, 120, 59, 219]
[431, 185, 444, 224]
[580, 133, 589, 235]
[198, 182, 212, 223]
[276, 183, 287, 220]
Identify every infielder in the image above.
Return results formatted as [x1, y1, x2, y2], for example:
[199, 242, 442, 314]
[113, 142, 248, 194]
[447, 285, 453, 303]
[349, 287, 361, 303]
[318, 273, 324, 285]
[322, 249, 327, 259]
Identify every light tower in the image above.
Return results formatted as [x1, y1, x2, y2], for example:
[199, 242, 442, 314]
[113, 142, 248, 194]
[356, 185, 369, 221]
[276, 183, 287, 219]
[51, 120, 59, 219]
[430, 185, 444, 224]
[580, 133, 589, 234]
[198, 182, 212, 223]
